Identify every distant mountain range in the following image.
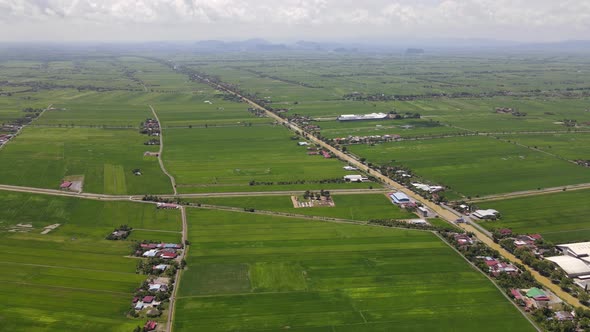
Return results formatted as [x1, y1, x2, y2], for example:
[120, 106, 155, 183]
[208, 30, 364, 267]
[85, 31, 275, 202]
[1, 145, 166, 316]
[190, 38, 590, 53]
[3, 38, 590, 55]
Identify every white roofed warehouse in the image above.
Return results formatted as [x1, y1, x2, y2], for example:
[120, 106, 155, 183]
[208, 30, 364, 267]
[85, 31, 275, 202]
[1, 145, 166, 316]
[544, 242, 590, 278]
[343, 175, 367, 182]
[473, 209, 499, 220]
[390, 192, 410, 204]
[337, 113, 388, 121]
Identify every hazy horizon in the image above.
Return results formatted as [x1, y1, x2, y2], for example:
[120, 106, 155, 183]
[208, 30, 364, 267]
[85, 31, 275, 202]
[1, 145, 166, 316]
[1, 0, 589, 43]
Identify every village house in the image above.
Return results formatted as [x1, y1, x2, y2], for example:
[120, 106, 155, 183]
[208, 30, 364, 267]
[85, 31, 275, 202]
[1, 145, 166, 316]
[417, 206, 429, 217]
[510, 289, 523, 301]
[153, 264, 169, 272]
[160, 251, 178, 259]
[156, 202, 180, 209]
[144, 321, 158, 331]
[411, 182, 444, 193]
[526, 287, 551, 304]
[514, 234, 542, 249]
[110, 230, 129, 239]
[480, 256, 519, 276]
[148, 283, 168, 292]
[142, 249, 159, 258]
[555, 311, 574, 321]
[453, 233, 474, 246]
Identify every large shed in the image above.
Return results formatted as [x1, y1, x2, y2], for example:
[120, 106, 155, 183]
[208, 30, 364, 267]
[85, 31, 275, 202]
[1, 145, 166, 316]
[546, 255, 590, 278]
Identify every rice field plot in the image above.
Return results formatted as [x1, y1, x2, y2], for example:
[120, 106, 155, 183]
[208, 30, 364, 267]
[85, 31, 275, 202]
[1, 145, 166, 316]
[163, 126, 377, 193]
[350, 136, 589, 197]
[35, 93, 154, 127]
[0, 58, 141, 91]
[0, 190, 181, 331]
[192, 194, 415, 221]
[151, 96, 273, 127]
[174, 209, 534, 332]
[0, 127, 172, 194]
[195, 65, 340, 102]
[502, 133, 590, 161]
[477, 189, 590, 243]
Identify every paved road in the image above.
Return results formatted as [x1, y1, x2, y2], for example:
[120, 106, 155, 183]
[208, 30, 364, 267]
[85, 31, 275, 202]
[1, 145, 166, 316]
[0, 183, 386, 201]
[149, 105, 178, 195]
[166, 206, 188, 332]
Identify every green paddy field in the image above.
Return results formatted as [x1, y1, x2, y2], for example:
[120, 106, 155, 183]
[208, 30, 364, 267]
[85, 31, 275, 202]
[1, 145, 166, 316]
[174, 209, 534, 332]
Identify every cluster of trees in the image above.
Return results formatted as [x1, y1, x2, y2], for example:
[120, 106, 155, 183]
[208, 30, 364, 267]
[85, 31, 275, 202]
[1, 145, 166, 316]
[141, 195, 185, 204]
[105, 224, 132, 240]
[532, 305, 590, 332]
[248, 178, 350, 186]
[22, 107, 44, 113]
[136, 258, 178, 278]
[442, 231, 543, 292]
[342, 89, 577, 102]
[2, 106, 45, 128]
[388, 111, 421, 119]
[144, 138, 160, 146]
[303, 189, 331, 200]
[563, 119, 578, 127]
[248, 107, 267, 117]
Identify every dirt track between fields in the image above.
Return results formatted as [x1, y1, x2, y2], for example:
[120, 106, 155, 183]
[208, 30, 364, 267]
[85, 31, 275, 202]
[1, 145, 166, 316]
[468, 182, 590, 203]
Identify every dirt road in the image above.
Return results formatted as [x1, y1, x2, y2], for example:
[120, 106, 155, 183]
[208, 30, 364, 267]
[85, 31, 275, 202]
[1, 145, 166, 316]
[469, 182, 590, 203]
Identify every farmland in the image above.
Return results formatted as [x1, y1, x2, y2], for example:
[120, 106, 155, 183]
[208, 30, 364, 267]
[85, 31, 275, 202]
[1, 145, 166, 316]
[350, 136, 589, 198]
[192, 194, 416, 221]
[163, 126, 376, 193]
[477, 189, 590, 244]
[0, 127, 172, 194]
[0, 190, 181, 331]
[174, 209, 534, 332]
[3, 48, 590, 331]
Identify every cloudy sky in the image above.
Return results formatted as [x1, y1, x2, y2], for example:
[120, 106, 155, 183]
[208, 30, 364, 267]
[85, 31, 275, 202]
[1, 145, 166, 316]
[0, 0, 589, 42]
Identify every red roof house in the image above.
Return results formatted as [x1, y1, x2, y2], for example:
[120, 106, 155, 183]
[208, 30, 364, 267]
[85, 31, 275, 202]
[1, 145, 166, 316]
[60, 181, 72, 189]
[160, 252, 178, 259]
[529, 234, 543, 241]
[142, 296, 155, 303]
[484, 259, 500, 267]
[510, 289, 522, 300]
[144, 320, 158, 331]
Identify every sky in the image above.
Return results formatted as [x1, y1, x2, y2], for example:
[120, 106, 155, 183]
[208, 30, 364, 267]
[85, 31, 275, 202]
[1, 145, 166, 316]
[0, 0, 589, 43]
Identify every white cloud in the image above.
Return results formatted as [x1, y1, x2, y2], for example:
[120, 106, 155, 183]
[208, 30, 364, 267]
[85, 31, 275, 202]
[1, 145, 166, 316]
[0, 0, 588, 41]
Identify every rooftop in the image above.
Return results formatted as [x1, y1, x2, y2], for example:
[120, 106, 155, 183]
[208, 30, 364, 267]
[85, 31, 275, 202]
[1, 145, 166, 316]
[557, 242, 590, 258]
[546, 255, 590, 276]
